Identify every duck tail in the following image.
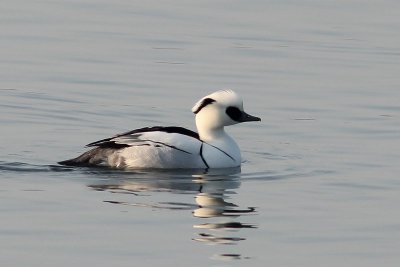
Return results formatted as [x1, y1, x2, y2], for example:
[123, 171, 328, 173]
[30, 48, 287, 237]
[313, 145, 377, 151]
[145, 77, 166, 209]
[58, 147, 112, 167]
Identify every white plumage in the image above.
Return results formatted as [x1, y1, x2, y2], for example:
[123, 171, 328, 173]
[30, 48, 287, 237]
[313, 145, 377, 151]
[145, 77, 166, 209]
[59, 90, 260, 169]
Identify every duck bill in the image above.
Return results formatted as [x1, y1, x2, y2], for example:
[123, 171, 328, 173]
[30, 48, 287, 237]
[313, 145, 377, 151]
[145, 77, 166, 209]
[240, 112, 261, 122]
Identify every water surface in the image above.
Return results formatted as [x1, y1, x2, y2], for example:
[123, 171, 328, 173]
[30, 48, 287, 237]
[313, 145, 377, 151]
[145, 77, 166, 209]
[1, 0, 400, 266]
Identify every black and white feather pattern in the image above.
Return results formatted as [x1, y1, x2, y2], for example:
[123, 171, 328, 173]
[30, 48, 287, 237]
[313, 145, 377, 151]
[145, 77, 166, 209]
[86, 126, 200, 152]
[59, 126, 213, 168]
[58, 90, 256, 169]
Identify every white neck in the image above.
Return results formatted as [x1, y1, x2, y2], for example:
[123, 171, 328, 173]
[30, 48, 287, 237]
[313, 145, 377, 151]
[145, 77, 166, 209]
[195, 114, 238, 151]
[197, 125, 226, 142]
[194, 106, 241, 157]
[195, 115, 241, 166]
[195, 111, 226, 142]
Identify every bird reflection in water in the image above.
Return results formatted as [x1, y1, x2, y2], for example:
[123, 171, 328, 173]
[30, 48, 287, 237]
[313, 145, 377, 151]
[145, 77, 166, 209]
[88, 167, 257, 261]
[191, 173, 256, 255]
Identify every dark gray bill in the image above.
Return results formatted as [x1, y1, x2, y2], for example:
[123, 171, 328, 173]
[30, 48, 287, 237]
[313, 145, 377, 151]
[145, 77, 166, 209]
[240, 111, 261, 122]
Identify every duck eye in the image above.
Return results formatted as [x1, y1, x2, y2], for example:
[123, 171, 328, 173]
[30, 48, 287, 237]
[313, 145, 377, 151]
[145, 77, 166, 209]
[226, 106, 242, 121]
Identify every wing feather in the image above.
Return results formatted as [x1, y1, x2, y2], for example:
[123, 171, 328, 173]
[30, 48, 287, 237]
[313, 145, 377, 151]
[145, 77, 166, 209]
[86, 126, 201, 154]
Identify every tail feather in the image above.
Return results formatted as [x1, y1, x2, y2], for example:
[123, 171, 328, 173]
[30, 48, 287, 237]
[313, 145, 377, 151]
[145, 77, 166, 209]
[58, 147, 116, 167]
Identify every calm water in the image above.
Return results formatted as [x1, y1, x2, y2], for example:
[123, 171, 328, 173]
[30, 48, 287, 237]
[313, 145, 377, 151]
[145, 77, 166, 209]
[1, 0, 400, 266]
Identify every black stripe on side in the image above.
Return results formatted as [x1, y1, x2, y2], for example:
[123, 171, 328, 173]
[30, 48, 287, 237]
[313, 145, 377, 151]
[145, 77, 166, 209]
[93, 142, 130, 149]
[205, 142, 235, 162]
[200, 142, 209, 168]
[141, 139, 192, 154]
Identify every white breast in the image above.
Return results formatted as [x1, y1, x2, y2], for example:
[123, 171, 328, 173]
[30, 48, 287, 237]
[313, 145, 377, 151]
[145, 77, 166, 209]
[201, 140, 241, 168]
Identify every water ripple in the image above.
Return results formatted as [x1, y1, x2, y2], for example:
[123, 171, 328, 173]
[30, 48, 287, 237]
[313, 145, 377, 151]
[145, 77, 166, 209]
[0, 161, 62, 173]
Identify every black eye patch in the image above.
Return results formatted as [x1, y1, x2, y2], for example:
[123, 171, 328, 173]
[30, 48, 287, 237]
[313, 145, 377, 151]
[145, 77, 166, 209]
[226, 106, 242, 121]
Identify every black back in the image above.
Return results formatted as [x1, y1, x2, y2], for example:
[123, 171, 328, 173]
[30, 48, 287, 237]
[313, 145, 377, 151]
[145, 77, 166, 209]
[86, 126, 200, 148]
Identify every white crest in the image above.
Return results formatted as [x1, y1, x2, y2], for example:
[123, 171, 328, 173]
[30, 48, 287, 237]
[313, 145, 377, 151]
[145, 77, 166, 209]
[191, 89, 243, 114]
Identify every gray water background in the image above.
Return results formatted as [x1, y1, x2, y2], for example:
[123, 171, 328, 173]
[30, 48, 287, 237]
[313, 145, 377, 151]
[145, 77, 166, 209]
[1, 0, 400, 266]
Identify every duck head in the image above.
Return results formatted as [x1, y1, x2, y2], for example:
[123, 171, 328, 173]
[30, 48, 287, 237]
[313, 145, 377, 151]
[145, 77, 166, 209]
[192, 90, 261, 141]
